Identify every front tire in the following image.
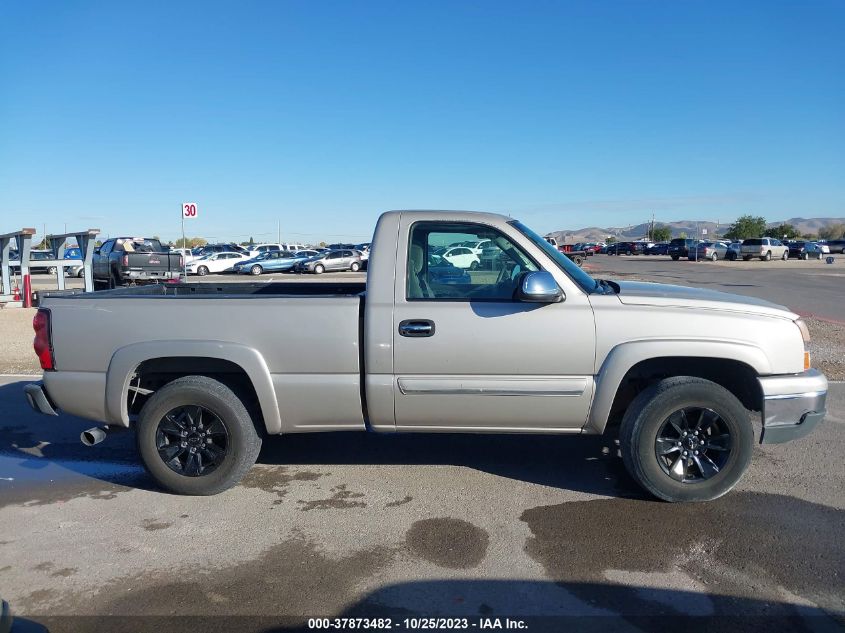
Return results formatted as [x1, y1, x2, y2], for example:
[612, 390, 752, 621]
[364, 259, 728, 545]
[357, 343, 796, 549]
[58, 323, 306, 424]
[314, 264, 325, 274]
[136, 376, 262, 496]
[619, 377, 753, 502]
[782, 251, 788, 261]
[671, 255, 679, 261]
[250, 265, 263, 276]
[763, 251, 772, 261]
[197, 265, 209, 276]
[710, 253, 718, 261]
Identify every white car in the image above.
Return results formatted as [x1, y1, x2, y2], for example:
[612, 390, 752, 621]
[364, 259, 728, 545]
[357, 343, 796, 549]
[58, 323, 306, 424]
[441, 246, 481, 270]
[185, 252, 250, 276]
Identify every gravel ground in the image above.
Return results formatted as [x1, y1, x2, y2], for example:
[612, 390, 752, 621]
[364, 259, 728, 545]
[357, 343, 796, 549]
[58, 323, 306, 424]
[806, 317, 845, 381]
[0, 307, 40, 374]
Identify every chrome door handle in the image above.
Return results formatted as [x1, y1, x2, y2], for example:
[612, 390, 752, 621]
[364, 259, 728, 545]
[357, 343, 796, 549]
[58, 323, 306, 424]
[399, 320, 435, 337]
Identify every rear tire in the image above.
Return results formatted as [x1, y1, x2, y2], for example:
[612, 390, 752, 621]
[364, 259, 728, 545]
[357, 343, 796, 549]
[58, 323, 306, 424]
[619, 377, 753, 502]
[136, 376, 262, 496]
[782, 251, 788, 261]
[762, 251, 771, 261]
[47, 266, 57, 275]
[671, 255, 679, 261]
[710, 253, 717, 261]
[350, 262, 360, 272]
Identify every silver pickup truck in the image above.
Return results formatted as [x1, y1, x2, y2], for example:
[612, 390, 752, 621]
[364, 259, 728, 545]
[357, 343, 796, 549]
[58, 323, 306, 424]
[25, 210, 827, 502]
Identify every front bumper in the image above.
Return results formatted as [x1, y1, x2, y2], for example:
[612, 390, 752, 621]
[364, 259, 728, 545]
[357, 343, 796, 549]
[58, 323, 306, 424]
[758, 369, 827, 443]
[23, 382, 59, 416]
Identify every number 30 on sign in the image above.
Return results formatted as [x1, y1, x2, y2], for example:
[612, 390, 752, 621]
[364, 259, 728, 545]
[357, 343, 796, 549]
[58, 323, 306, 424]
[182, 202, 198, 218]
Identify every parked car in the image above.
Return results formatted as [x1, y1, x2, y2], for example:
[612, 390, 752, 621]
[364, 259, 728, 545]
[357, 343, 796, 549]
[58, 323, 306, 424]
[668, 238, 699, 260]
[646, 242, 669, 255]
[92, 237, 183, 288]
[28, 209, 826, 503]
[690, 242, 729, 261]
[185, 252, 251, 276]
[62, 247, 85, 277]
[825, 239, 845, 254]
[740, 238, 789, 261]
[438, 246, 481, 270]
[234, 250, 321, 275]
[787, 242, 824, 260]
[427, 253, 471, 284]
[725, 242, 743, 261]
[296, 249, 362, 274]
[18, 250, 59, 274]
[607, 242, 646, 256]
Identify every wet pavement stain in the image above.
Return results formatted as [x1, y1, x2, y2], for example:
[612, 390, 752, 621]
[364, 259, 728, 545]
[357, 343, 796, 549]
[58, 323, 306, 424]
[142, 519, 172, 531]
[50, 567, 77, 578]
[520, 492, 845, 617]
[93, 535, 398, 619]
[240, 466, 325, 505]
[385, 495, 413, 508]
[0, 565, 11, 573]
[298, 484, 366, 511]
[405, 518, 489, 569]
[32, 562, 53, 572]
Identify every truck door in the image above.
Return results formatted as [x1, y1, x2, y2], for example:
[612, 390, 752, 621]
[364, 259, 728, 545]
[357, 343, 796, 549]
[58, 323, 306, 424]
[93, 240, 113, 280]
[392, 220, 596, 431]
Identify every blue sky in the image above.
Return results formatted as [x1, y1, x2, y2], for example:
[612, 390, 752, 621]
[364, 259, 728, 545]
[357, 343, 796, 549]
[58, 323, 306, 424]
[1, 0, 843, 243]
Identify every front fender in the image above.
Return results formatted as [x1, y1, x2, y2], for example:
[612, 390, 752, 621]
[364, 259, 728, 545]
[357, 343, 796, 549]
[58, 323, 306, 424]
[585, 338, 771, 434]
[105, 340, 282, 433]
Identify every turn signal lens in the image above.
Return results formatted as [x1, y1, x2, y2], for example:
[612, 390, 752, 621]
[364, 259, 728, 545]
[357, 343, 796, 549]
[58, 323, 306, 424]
[804, 351, 811, 371]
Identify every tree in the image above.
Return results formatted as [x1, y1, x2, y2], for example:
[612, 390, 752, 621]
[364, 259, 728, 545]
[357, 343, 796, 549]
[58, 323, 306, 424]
[819, 223, 845, 240]
[651, 225, 671, 242]
[678, 231, 688, 239]
[763, 223, 800, 239]
[606, 236, 617, 244]
[173, 237, 207, 249]
[723, 215, 766, 240]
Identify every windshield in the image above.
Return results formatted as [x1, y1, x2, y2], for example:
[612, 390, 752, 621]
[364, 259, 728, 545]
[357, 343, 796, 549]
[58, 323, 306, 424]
[510, 221, 597, 293]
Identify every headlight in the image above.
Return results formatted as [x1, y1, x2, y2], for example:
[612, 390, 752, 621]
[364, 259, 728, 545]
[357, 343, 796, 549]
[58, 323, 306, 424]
[795, 318, 811, 370]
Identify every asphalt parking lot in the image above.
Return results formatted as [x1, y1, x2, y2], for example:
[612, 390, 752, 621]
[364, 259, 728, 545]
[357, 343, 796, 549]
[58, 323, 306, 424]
[2, 257, 844, 632]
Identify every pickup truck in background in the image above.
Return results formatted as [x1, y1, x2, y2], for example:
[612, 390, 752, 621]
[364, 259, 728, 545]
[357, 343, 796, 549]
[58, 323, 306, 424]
[92, 237, 183, 289]
[26, 210, 827, 502]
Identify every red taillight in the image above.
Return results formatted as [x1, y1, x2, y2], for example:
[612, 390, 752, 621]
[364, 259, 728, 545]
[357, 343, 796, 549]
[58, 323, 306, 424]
[33, 308, 54, 371]
[122, 254, 129, 266]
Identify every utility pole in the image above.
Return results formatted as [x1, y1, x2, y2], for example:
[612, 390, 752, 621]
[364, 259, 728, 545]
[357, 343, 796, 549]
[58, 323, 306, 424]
[277, 220, 281, 244]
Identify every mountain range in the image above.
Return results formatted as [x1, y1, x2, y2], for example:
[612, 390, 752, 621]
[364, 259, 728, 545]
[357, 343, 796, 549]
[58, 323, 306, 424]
[545, 217, 845, 243]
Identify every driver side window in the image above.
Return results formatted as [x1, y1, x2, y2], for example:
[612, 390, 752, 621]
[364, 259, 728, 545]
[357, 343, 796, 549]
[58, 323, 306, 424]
[407, 222, 538, 301]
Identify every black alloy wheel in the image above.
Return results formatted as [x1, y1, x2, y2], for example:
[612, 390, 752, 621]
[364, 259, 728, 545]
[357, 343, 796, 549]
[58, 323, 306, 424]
[654, 407, 732, 483]
[155, 405, 229, 477]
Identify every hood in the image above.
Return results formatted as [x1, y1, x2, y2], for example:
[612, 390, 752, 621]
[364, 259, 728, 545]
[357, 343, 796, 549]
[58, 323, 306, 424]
[615, 281, 797, 319]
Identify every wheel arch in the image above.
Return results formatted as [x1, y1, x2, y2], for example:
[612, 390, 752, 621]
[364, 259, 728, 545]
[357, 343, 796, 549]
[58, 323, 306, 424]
[105, 341, 282, 433]
[587, 340, 768, 435]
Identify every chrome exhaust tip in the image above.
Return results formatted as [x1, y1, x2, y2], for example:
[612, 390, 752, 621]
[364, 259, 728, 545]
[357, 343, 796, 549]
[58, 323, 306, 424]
[81, 427, 107, 447]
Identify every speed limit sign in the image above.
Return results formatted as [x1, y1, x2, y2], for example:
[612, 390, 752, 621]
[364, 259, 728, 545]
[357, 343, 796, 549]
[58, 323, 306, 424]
[182, 202, 198, 218]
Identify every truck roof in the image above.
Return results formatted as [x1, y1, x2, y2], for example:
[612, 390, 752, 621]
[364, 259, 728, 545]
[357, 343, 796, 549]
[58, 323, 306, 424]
[383, 210, 514, 224]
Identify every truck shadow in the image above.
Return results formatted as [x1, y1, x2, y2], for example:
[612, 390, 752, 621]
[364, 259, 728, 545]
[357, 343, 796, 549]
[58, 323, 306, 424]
[0, 380, 636, 500]
[256, 431, 639, 498]
[7, 580, 840, 633]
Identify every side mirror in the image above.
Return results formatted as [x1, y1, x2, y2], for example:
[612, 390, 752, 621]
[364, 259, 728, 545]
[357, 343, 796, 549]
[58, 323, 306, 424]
[93, 248, 100, 255]
[516, 271, 564, 303]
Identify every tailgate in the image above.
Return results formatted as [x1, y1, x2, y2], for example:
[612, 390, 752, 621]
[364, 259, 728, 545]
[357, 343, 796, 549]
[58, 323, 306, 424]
[125, 252, 182, 272]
